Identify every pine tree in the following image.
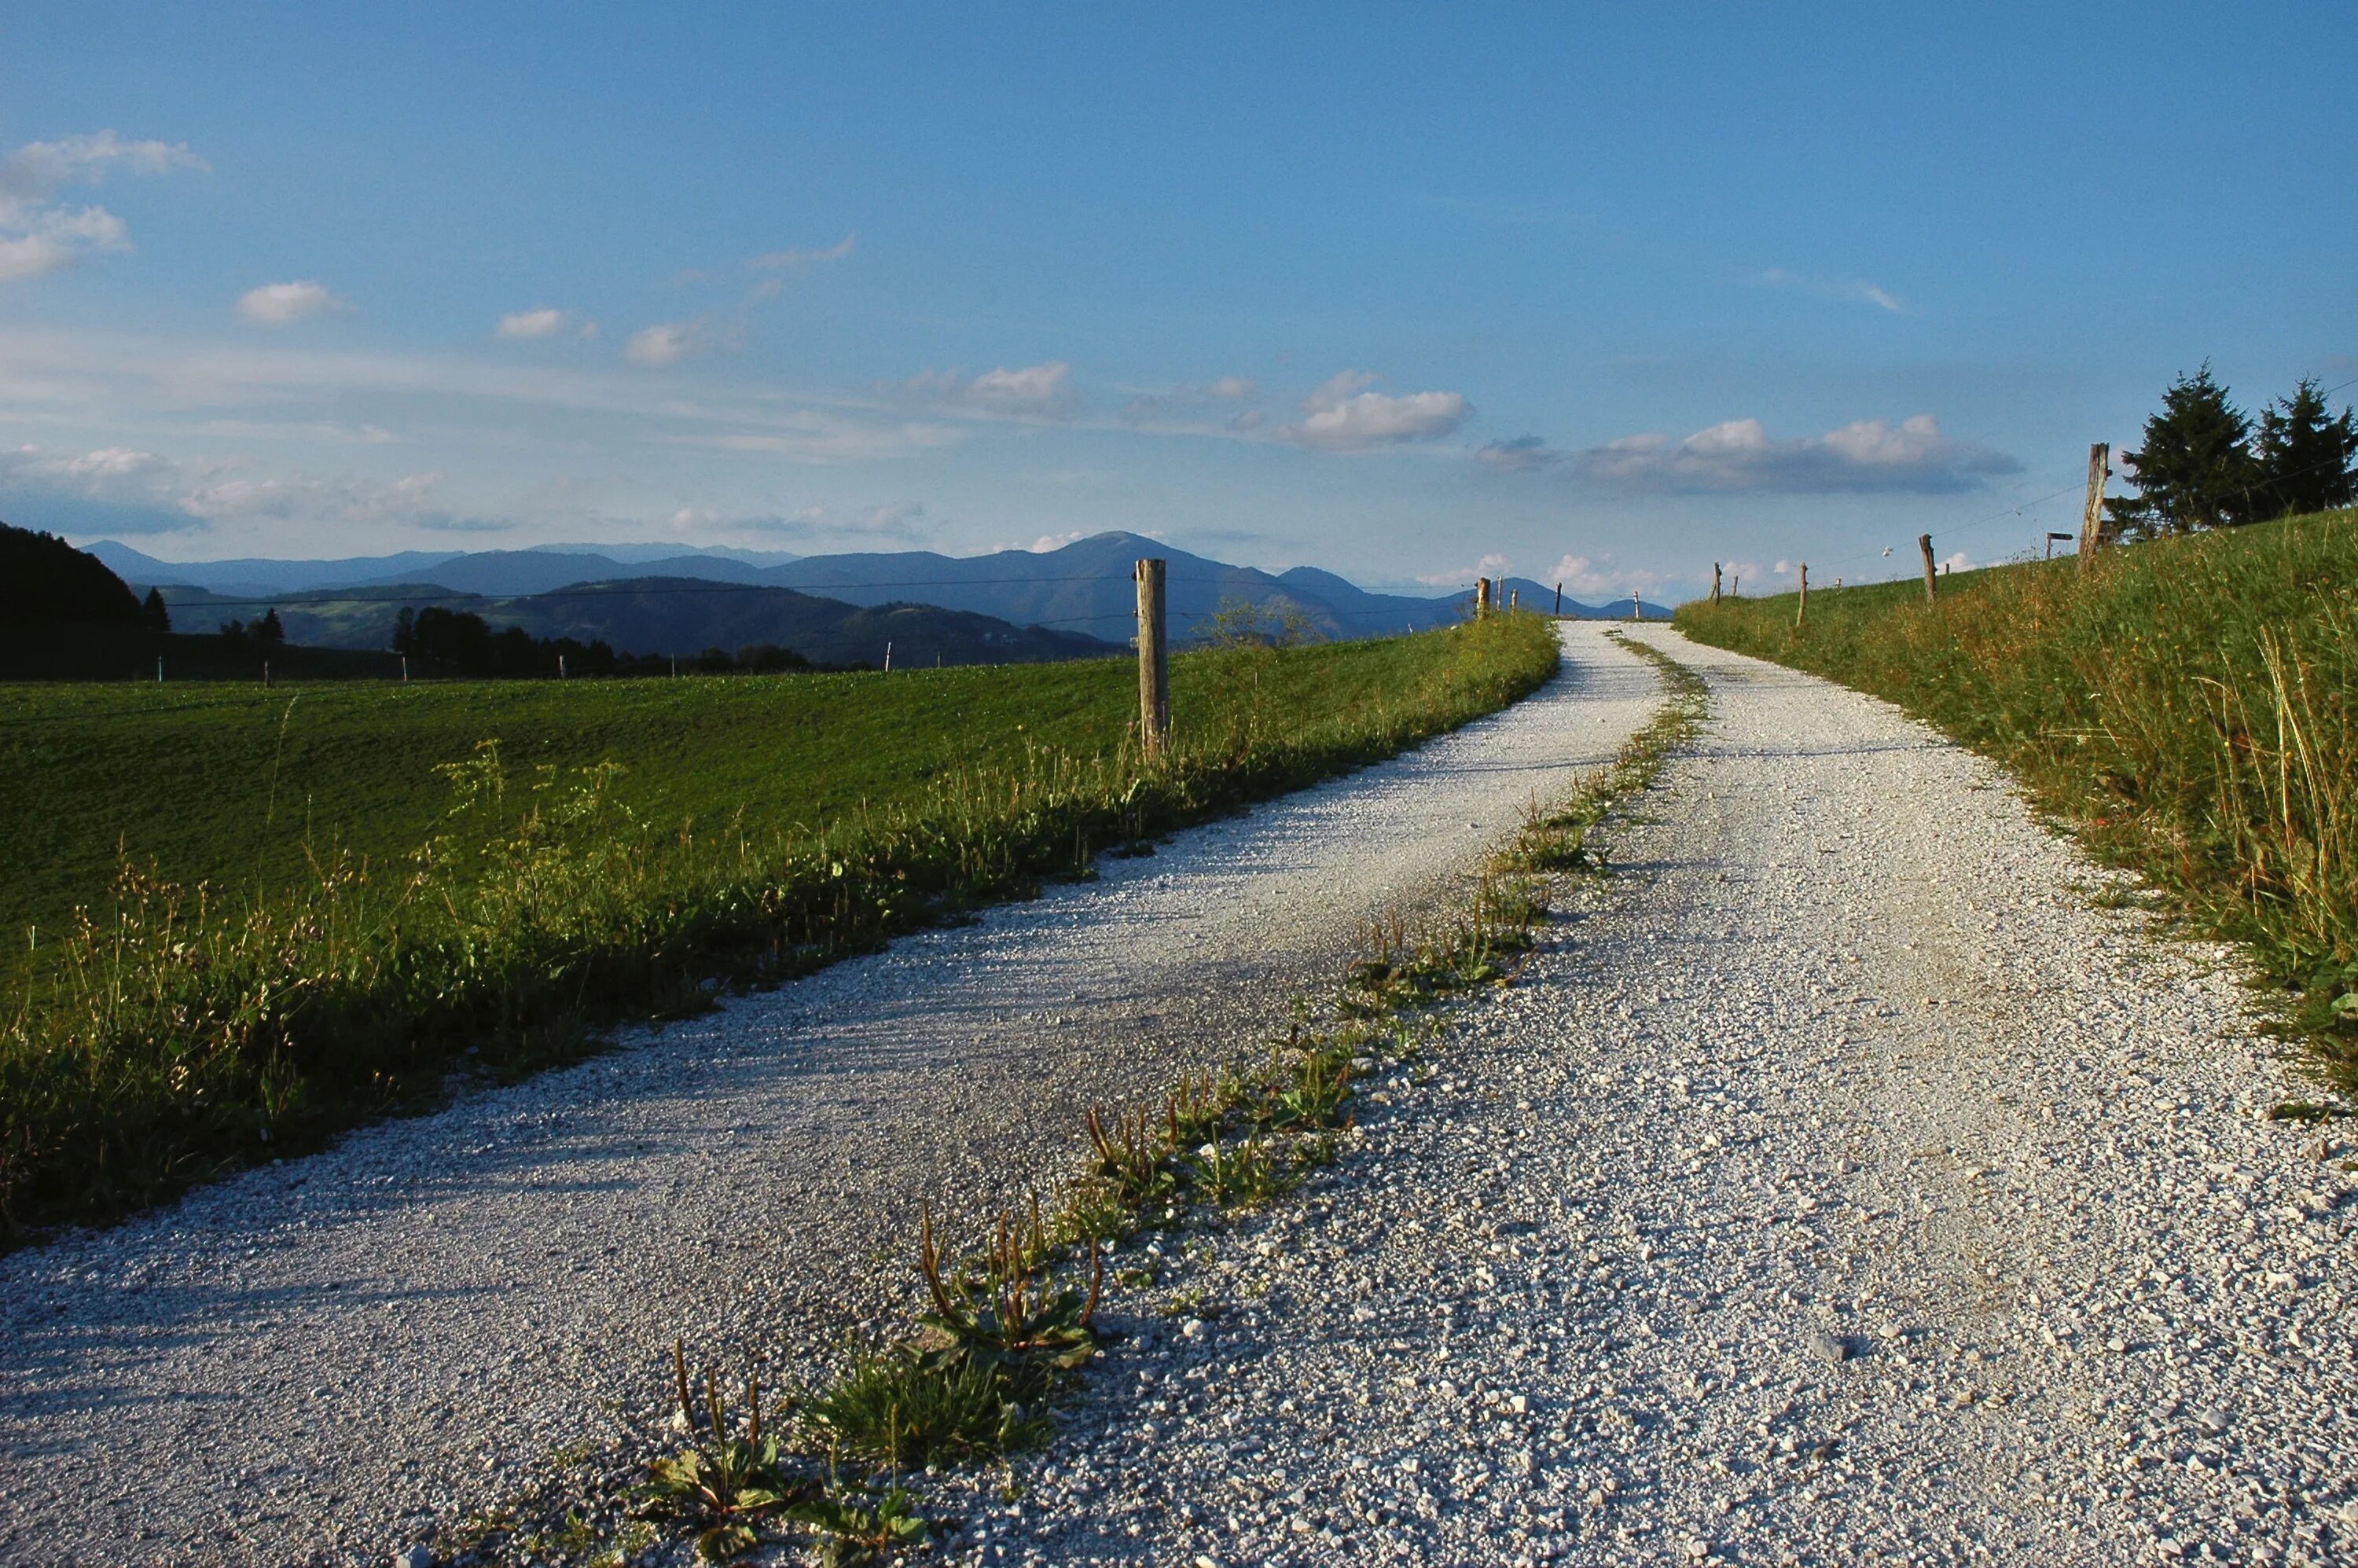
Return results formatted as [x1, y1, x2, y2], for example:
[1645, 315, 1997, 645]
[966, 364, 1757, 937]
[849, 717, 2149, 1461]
[2254, 377, 2358, 519]
[254, 607, 287, 644]
[2106, 363, 2263, 537]
[141, 586, 172, 632]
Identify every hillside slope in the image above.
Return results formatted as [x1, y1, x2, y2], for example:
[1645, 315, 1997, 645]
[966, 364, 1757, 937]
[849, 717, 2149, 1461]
[1674, 508, 2358, 1088]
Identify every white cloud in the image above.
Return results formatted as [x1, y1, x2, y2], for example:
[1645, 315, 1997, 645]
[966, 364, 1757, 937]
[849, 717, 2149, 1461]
[496, 307, 572, 340]
[237, 281, 347, 325]
[1279, 370, 1469, 451]
[1204, 376, 1257, 400]
[1030, 530, 1085, 553]
[1414, 551, 1514, 587]
[1761, 268, 1906, 314]
[901, 361, 1076, 420]
[625, 319, 716, 366]
[1564, 413, 2017, 494]
[0, 130, 204, 285]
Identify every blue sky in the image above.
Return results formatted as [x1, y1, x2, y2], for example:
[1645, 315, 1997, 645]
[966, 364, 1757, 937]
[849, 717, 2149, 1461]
[2, 2, 2351, 598]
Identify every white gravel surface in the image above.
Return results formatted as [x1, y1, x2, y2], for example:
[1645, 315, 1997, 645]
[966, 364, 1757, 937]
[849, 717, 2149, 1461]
[964, 627, 2356, 1568]
[0, 625, 1662, 1568]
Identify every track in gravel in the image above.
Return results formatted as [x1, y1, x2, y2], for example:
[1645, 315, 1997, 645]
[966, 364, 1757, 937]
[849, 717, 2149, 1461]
[0, 624, 1661, 1568]
[971, 627, 2356, 1568]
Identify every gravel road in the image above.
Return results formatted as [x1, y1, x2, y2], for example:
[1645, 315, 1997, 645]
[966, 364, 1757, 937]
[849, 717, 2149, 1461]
[964, 627, 2356, 1567]
[0, 624, 1661, 1568]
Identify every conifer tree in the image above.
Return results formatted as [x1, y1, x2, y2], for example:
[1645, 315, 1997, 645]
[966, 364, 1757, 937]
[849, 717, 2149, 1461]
[2106, 363, 2262, 537]
[141, 586, 172, 631]
[2254, 377, 2358, 519]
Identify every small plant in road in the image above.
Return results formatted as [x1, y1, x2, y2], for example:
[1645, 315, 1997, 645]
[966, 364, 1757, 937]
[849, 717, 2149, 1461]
[787, 1474, 930, 1568]
[916, 1203, 1103, 1398]
[636, 1342, 803, 1560]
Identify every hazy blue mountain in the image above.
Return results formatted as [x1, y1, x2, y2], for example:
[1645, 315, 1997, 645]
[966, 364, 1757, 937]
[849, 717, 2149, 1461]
[343, 549, 774, 597]
[1493, 576, 1671, 619]
[761, 531, 1469, 640]
[87, 541, 465, 598]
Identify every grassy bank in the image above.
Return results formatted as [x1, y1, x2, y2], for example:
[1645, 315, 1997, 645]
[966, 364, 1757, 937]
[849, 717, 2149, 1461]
[0, 616, 1559, 1241]
[1675, 509, 2358, 1096]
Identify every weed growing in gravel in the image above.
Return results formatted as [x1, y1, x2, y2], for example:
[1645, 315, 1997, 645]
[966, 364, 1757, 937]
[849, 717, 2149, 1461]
[635, 1343, 804, 1561]
[1178, 1131, 1297, 1208]
[786, 1473, 931, 1568]
[803, 1347, 1031, 1469]
[915, 1203, 1103, 1398]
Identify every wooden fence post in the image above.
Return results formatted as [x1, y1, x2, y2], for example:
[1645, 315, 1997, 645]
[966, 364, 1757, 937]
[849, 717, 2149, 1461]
[1710, 563, 1722, 605]
[1135, 557, 1169, 759]
[1508, 588, 1519, 611]
[1475, 577, 1492, 619]
[1796, 563, 1808, 629]
[1553, 582, 1563, 617]
[1630, 590, 1640, 622]
[2077, 442, 2111, 571]
[1918, 534, 1938, 604]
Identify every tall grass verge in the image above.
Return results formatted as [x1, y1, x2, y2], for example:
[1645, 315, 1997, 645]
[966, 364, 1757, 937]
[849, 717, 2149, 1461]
[0, 616, 1559, 1243]
[1675, 508, 2358, 1096]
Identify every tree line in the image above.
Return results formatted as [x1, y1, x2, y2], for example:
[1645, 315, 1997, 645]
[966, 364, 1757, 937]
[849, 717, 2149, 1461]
[390, 605, 824, 677]
[2107, 367, 2357, 538]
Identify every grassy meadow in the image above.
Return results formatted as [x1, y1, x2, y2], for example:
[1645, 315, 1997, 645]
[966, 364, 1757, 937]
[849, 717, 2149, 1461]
[1676, 509, 2358, 1096]
[0, 616, 1560, 1240]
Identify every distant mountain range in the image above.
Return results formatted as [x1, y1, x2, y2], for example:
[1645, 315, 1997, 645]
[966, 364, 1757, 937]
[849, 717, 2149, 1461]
[97, 532, 1670, 644]
[149, 579, 1118, 671]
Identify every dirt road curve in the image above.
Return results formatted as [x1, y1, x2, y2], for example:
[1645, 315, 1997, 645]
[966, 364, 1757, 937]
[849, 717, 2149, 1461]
[971, 627, 2355, 1567]
[0, 625, 1661, 1567]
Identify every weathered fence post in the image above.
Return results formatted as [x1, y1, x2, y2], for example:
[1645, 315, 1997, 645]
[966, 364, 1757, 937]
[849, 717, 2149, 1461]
[1475, 577, 1492, 619]
[1135, 557, 1169, 759]
[1710, 563, 1722, 605]
[1918, 534, 1938, 604]
[2077, 442, 2111, 571]
[2045, 531, 2072, 560]
[1631, 590, 1640, 622]
[1796, 563, 1808, 629]
[1554, 582, 1563, 617]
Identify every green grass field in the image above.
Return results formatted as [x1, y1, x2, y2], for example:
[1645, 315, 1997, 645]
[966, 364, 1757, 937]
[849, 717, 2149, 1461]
[2, 659, 1137, 975]
[0, 617, 1560, 1240]
[1675, 509, 2358, 1100]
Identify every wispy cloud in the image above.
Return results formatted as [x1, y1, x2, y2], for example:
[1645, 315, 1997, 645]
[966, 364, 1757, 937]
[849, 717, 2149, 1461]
[237, 281, 349, 326]
[0, 130, 206, 285]
[1542, 413, 2016, 494]
[1121, 374, 1263, 425]
[1761, 267, 1906, 314]
[0, 441, 491, 534]
[1276, 371, 1470, 452]
[1475, 434, 1561, 472]
[748, 232, 856, 274]
[702, 498, 927, 544]
[898, 361, 1077, 420]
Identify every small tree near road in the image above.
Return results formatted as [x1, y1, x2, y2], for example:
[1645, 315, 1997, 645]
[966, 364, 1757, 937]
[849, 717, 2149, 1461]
[2106, 363, 2262, 538]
